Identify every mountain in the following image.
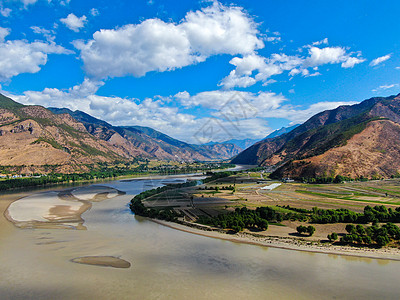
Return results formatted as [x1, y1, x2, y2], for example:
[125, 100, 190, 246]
[265, 124, 299, 139]
[221, 138, 259, 150]
[232, 93, 400, 179]
[0, 94, 243, 174]
[0, 94, 132, 174]
[48, 108, 242, 162]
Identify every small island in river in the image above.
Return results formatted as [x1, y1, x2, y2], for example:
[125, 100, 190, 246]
[130, 170, 400, 260]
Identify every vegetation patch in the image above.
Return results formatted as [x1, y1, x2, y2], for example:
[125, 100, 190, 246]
[32, 137, 63, 150]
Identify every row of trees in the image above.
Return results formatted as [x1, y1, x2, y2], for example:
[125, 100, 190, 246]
[0, 162, 235, 191]
[197, 207, 268, 233]
[336, 223, 400, 247]
[276, 205, 400, 225]
[312, 205, 400, 224]
[130, 198, 180, 222]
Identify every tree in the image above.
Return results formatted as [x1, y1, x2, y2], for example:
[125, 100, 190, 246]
[328, 232, 338, 242]
[297, 225, 307, 235]
[345, 224, 355, 234]
[307, 225, 315, 236]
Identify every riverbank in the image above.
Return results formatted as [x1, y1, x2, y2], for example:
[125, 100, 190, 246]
[152, 218, 400, 261]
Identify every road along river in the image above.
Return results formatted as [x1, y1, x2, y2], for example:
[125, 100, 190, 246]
[1, 175, 400, 299]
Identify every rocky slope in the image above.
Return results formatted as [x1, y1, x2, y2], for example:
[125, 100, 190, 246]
[232, 93, 400, 179]
[0, 94, 132, 173]
[49, 108, 241, 161]
[0, 94, 242, 173]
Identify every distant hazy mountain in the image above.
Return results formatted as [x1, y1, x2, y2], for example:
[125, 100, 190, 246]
[232, 93, 400, 179]
[264, 124, 300, 139]
[205, 138, 259, 151]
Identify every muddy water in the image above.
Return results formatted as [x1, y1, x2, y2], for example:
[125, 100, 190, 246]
[0, 177, 400, 299]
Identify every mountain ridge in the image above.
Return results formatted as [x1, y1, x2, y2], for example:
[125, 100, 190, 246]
[232, 93, 400, 179]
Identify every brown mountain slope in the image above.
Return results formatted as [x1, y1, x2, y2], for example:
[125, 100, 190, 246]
[232, 93, 400, 179]
[48, 108, 241, 161]
[272, 119, 400, 179]
[0, 97, 132, 173]
[232, 94, 394, 165]
[0, 94, 240, 174]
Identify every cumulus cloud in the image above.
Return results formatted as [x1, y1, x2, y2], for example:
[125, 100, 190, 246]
[303, 46, 365, 68]
[0, 27, 72, 80]
[370, 54, 391, 67]
[60, 13, 87, 32]
[175, 90, 356, 123]
[0, 27, 10, 42]
[74, 2, 264, 79]
[7, 79, 200, 142]
[220, 45, 365, 88]
[4, 80, 359, 143]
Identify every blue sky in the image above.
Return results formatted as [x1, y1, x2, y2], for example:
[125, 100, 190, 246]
[0, 0, 399, 144]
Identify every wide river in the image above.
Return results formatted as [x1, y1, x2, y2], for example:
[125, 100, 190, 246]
[1, 174, 400, 299]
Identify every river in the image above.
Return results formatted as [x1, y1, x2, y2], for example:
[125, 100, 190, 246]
[0, 175, 399, 299]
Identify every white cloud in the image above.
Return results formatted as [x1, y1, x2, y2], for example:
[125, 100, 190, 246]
[175, 89, 356, 126]
[4, 79, 360, 143]
[90, 8, 99, 16]
[75, 2, 264, 79]
[7, 79, 201, 142]
[266, 36, 281, 43]
[312, 38, 328, 46]
[60, 13, 87, 32]
[0, 7, 12, 17]
[30, 26, 55, 42]
[220, 45, 365, 88]
[176, 90, 284, 114]
[370, 54, 391, 66]
[372, 83, 399, 92]
[303, 47, 365, 68]
[20, 0, 39, 7]
[0, 27, 10, 42]
[0, 28, 72, 80]
[60, 0, 71, 6]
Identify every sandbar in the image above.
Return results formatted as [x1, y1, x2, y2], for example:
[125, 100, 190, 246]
[71, 256, 131, 268]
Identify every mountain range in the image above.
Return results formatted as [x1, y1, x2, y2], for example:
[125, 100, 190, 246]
[232, 93, 400, 179]
[3, 91, 400, 179]
[0, 94, 241, 173]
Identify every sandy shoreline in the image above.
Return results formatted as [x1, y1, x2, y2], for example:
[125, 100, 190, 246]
[151, 219, 400, 261]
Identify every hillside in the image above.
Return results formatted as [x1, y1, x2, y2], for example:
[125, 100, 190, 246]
[48, 108, 241, 161]
[0, 95, 132, 173]
[232, 93, 400, 179]
[0, 94, 243, 174]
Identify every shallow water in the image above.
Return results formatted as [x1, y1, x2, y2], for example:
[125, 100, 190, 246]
[1, 176, 399, 299]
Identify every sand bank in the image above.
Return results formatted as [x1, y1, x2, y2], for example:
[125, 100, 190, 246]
[71, 256, 131, 268]
[5, 185, 122, 229]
